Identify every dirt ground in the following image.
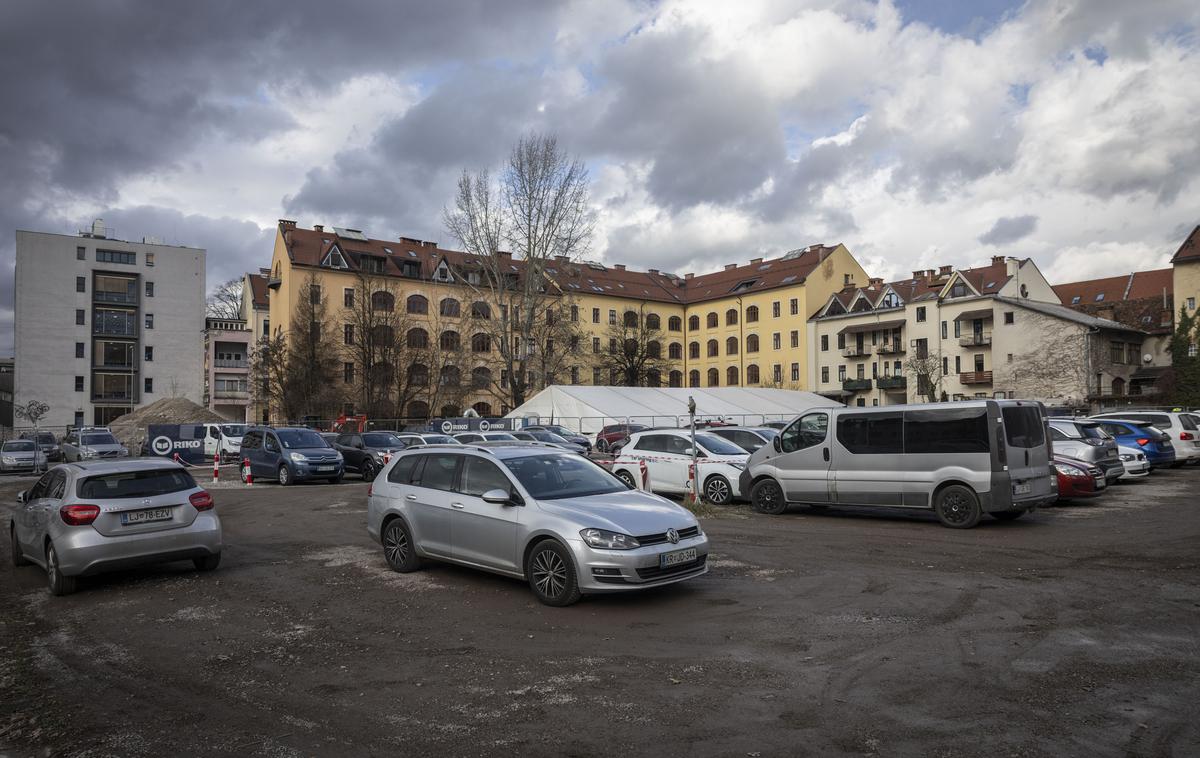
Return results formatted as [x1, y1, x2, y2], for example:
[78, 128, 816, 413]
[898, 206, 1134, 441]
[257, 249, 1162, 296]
[1, 466, 1198, 757]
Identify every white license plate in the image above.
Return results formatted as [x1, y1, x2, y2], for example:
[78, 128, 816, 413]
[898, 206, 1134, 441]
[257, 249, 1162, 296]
[316, 466, 334, 472]
[120, 507, 173, 525]
[1095, 478, 1107, 489]
[660, 547, 697, 568]
[1013, 482, 1031, 495]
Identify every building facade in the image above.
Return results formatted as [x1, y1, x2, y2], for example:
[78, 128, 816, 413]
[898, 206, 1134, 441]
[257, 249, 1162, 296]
[14, 223, 206, 428]
[203, 317, 251, 421]
[1171, 225, 1200, 322]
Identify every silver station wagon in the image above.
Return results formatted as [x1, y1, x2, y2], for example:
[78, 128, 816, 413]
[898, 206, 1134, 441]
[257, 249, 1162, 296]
[367, 444, 709, 606]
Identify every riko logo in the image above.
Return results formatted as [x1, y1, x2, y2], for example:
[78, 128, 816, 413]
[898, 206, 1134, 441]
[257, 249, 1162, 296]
[151, 436, 174, 455]
[440, 420, 454, 434]
[478, 419, 491, 432]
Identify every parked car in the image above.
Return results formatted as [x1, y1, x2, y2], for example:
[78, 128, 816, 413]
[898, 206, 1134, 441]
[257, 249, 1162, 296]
[703, 426, 779, 454]
[1053, 454, 1107, 501]
[20, 431, 63, 462]
[1089, 419, 1176, 469]
[1047, 419, 1123, 484]
[453, 431, 519, 444]
[240, 427, 344, 485]
[199, 423, 246, 462]
[761, 421, 790, 430]
[595, 424, 649, 454]
[512, 430, 587, 454]
[332, 431, 407, 482]
[395, 433, 461, 447]
[367, 444, 708, 606]
[1, 439, 40, 474]
[612, 429, 750, 505]
[1090, 410, 1200, 466]
[9, 459, 222, 595]
[742, 400, 1056, 528]
[61, 428, 129, 462]
[1116, 445, 1151, 480]
[523, 425, 591, 452]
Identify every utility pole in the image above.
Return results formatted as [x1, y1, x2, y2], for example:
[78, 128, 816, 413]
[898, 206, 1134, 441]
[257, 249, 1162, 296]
[688, 395, 698, 502]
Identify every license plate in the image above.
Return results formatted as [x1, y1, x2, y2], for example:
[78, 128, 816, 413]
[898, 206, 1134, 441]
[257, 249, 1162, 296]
[660, 547, 697, 568]
[120, 507, 173, 525]
[316, 465, 334, 472]
[1013, 482, 1031, 495]
[1095, 478, 1107, 489]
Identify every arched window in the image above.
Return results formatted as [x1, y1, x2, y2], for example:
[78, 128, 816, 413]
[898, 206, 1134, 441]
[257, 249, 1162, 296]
[470, 301, 490, 319]
[646, 369, 661, 387]
[471, 366, 492, 389]
[440, 298, 460, 317]
[707, 339, 719, 357]
[440, 404, 460, 417]
[706, 312, 718, 328]
[669, 370, 683, 387]
[689, 342, 700, 359]
[1111, 377, 1126, 396]
[406, 294, 428, 314]
[472, 401, 492, 416]
[646, 313, 661, 330]
[726, 308, 738, 326]
[369, 324, 394, 347]
[746, 305, 759, 323]
[371, 291, 395, 312]
[470, 333, 491, 353]
[440, 365, 461, 386]
[668, 316, 682, 332]
[624, 310, 639, 328]
[669, 342, 683, 359]
[688, 370, 700, 387]
[407, 400, 429, 419]
[726, 337, 738, 355]
[408, 363, 429, 387]
[647, 340, 661, 359]
[746, 334, 759, 353]
[407, 328, 428, 349]
[707, 368, 720, 387]
[688, 315, 700, 331]
[727, 366, 739, 386]
[439, 331, 460, 351]
[746, 364, 760, 384]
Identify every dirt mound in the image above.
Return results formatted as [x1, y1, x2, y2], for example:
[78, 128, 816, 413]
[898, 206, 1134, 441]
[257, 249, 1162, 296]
[110, 397, 227, 452]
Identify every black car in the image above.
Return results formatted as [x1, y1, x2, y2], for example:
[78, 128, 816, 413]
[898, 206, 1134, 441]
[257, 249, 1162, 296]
[331, 431, 408, 482]
[523, 425, 592, 452]
[20, 431, 63, 462]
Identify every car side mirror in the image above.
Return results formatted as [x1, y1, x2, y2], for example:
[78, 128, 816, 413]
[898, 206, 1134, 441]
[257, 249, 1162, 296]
[481, 488, 513, 505]
[772, 436, 782, 452]
[16, 491, 27, 504]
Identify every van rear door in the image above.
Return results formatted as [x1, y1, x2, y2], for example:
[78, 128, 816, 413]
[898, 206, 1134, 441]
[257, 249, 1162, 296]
[999, 403, 1054, 505]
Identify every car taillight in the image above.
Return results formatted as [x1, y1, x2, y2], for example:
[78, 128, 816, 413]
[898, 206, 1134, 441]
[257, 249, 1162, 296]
[1136, 438, 1150, 446]
[60, 504, 101, 525]
[1180, 432, 1194, 441]
[367, 483, 373, 497]
[189, 491, 214, 511]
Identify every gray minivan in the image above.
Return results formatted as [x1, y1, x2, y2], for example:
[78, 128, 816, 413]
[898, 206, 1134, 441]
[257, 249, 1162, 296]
[240, 427, 344, 485]
[740, 400, 1056, 528]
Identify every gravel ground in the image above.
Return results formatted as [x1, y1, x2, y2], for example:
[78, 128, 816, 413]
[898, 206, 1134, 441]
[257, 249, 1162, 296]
[1, 467, 1197, 757]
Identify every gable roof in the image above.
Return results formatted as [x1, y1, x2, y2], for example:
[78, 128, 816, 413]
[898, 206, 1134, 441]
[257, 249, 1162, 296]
[1052, 268, 1173, 306]
[809, 259, 1016, 320]
[246, 270, 269, 308]
[995, 296, 1145, 334]
[1171, 225, 1200, 263]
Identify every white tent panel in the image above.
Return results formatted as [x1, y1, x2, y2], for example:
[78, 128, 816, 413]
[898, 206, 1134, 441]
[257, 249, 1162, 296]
[507, 385, 842, 436]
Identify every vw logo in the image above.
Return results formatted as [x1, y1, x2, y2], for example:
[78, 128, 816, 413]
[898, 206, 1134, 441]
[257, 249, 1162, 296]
[666, 528, 679, 544]
[440, 420, 453, 434]
[478, 419, 491, 432]
[151, 436, 173, 456]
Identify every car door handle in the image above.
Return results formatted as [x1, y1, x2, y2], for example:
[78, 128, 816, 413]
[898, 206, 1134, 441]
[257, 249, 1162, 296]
[405, 494, 417, 501]
[823, 448, 830, 461]
[451, 502, 465, 509]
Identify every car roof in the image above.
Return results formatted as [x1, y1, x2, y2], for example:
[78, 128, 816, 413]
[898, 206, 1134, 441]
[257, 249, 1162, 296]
[399, 442, 578, 460]
[67, 458, 187, 474]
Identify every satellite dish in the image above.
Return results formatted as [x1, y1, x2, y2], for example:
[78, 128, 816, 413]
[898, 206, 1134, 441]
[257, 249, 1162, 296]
[1143, 353, 1153, 364]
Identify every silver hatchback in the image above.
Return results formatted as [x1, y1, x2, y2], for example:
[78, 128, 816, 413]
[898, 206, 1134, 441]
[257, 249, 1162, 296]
[9, 459, 222, 595]
[367, 445, 709, 606]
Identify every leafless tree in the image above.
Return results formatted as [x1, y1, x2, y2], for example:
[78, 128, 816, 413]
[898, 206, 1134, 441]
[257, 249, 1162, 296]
[904, 352, 946, 402]
[592, 305, 672, 386]
[444, 133, 595, 408]
[341, 272, 412, 418]
[249, 329, 289, 424]
[281, 273, 343, 420]
[207, 278, 244, 319]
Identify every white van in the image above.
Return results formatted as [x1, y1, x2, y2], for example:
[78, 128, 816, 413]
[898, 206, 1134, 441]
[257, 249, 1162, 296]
[201, 423, 247, 462]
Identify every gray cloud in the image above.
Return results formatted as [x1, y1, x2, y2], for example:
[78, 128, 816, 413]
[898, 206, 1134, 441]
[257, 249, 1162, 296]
[979, 215, 1039, 246]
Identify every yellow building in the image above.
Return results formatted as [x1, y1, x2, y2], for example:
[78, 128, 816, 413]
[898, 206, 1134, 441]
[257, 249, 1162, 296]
[264, 220, 867, 420]
[1172, 225, 1200, 320]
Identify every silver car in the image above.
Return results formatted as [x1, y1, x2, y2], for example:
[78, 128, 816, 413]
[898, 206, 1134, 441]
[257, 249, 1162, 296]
[367, 445, 709, 606]
[1, 439, 41, 474]
[61, 429, 130, 462]
[9, 459, 222, 595]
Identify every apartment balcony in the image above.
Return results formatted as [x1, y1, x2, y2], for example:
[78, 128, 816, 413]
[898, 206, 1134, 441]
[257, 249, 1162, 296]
[843, 378, 873, 392]
[841, 346, 869, 358]
[214, 359, 249, 369]
[93, 290, 138, 305]
[959, 332, 992, 347]
[214, 389, 250, 400]
[959, 371, 993, 385]
[877, 375, 907, 391]
[876, 341, 905, 355]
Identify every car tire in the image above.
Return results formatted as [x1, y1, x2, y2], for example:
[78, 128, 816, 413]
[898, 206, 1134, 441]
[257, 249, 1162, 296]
[11, 526, 30, 567]
[596, 439, 609, 454]
[382, 518, 421, 573]
[277, 465, 292, 486]
[615, 469, 637, 488]
[933, 485, 982, 529]
[526, 539, 581, 607]
[750, 478, 787, 515]
[46, 541, 76, 596]
[610, 445, 623, 457]
[361, 461, 377, 482]
[991, 509, 1026, 521]
[703, 475, 733, 506]
[240, 462, 252, 484]
[193, 553, 221, 571]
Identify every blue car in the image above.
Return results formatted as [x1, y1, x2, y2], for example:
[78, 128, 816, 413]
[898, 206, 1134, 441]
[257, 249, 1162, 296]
[1092, 419, 1176, 469]
[240, 426, 345, 485]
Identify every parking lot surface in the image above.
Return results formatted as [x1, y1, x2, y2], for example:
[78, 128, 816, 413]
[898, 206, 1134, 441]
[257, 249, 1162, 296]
[2, 469, 1198, 756]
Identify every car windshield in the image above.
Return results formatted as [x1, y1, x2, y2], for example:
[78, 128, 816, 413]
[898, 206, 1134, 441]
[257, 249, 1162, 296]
[696, 433, 747, 456]
[503, 453, 626, 500]
[3, 441, 35, 452]
[78, 468, 198, 499]
[82, 433, 118, 445]
[424, 435, 457, 444]
[752, 428, 779, 439]
[221, 424, 246, 437]
[362, 433, 403, 447]
[483, 432, 518, 440]
[277, 430, 329, 449]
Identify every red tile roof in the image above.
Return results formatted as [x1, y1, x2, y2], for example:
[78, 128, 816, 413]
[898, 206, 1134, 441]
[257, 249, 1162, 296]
[1171, 225, 1200, 263]
[246, 271, 270, 308]
[813, 260, 1014, 319]
[1052, 268, 1172, 306]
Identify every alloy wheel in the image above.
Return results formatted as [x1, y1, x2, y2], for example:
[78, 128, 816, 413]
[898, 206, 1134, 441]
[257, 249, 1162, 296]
[531, 549, 567, 599]
[705, 477, 731, 504]
[384, 523, 409, 567]
[942, 492, 971, 525]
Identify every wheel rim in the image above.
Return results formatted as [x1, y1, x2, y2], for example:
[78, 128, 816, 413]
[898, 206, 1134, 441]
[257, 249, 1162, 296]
[363, 464, 374, 481]
[531, 549, 567, 599]
[757, 482, 781, 509]
[384, 524, 409, 566]
[279, 467, 289, 484]
[47, 545, 59, 589]
[941, 492, 972, 524]
[706, 478, 729, 503]
[619, 472, 634, 486]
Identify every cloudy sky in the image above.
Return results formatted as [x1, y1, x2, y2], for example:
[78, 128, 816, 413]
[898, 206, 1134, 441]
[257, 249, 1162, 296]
[2, 0, 1198, 354]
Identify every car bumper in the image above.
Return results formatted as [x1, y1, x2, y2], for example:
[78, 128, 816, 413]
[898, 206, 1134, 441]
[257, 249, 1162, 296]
[292, 463, 345, 480]
[1120, 461, 1151, 478]
[566, 534, 710, 594]
[54, 512, 223, 577]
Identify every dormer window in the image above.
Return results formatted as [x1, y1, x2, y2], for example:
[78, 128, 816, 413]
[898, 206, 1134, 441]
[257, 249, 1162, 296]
[359, 255, 386, 274]
[432, 260, 453, 283]
[879, 292, 900, 308]
[730, 278, 757, 294]
[949, 281, 969, 298]
[321, 245, 348, 270]
[401, 261, 421, 278]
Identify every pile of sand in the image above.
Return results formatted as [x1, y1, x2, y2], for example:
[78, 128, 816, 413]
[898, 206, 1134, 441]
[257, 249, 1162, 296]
[110, 397, 227, 452]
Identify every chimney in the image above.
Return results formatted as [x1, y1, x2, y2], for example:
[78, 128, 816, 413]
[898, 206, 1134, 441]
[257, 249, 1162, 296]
[614, 264, 626, 271]
[554, 255, 569, 262]
[313, 224, 324, 232]
[868, 277, 883, 288]
[912, 270, 926, 281]
[991, 255, 1004, 266]
[939, 265, 953, 276]
[424, 240, 438, 248]
[497, 250, 512, 258]
[926, 269, 936, 280]
[648, 269, 659, 275]
[278, 219, 296, 228]
[685, 273, 695, 280]
[750, 257, 763, 265]
[1006, 257, 1020, 276]
[724, 263, 737, 271]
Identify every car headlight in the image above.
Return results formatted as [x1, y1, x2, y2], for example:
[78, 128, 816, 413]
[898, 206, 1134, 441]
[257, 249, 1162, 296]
[289, 452, 308, 462]
[81, 450, 96, 459]
[1120, 454, 1134, 461]
[1054, 463, 1085, 476]
[580, 528, 641, 550]
[727, 461, 746, 470]
[120, 448, 130, 456]
[1, 456, 15, 464]
[334, 452, 344, 462]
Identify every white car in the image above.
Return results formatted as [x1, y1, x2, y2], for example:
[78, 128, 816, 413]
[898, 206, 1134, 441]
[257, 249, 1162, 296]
[1117, 445, 1151, 480]
[1090, 411, 1200, 466]
[611, 429, 749, 505]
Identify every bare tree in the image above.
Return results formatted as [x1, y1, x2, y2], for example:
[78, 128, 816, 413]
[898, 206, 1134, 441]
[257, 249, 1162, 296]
[592, 306, 672, 386]
[342, 272, 412, 418]
[281, 273, 343, 420]
[250, 329, 289, 424]
[207, 278, 244, 319]
[904, 351, 945, 402]
[444, 133, 595, 408]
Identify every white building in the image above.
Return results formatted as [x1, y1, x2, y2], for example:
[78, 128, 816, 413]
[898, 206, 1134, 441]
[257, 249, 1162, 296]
[14, 221, 207, 428]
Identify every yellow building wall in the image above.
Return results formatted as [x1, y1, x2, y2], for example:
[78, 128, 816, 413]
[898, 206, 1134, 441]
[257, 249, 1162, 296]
[1174, 259, 1200, 320]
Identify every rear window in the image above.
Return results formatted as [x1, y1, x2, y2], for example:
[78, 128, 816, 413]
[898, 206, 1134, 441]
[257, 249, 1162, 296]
[905, 408, 991, 453]
[838, 413, 903, 454]
[1178, 415, 1197, 431]
[78, 468, 197, 499]
[1002, 406, 1046, 448]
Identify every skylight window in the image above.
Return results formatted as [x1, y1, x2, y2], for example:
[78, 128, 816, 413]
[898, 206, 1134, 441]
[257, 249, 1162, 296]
[1071, 296, 1081, 304]
[1095, 293, 1105, 301]
[383, 247, 393, 254]
[781, 275, 797, 284]
[757, 264, 772, 271]
[730, 278, 758, 293]
[407, 250, 418, 258]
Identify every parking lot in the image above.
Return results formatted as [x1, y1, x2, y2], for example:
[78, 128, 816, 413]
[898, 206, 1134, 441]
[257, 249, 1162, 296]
[2, 468, 1198, 757]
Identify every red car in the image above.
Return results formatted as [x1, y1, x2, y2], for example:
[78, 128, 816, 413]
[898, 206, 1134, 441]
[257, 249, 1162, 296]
[1054, 454, 1107, 501]
[595, 423, 648, 453]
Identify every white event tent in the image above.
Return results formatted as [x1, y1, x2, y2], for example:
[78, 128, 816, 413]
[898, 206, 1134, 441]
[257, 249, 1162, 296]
[506, 385, 841, 436]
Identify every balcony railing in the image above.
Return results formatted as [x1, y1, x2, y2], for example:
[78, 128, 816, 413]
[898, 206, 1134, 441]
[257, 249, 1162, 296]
[841, 346, 869, 358]
[843, 378, 872, 391]
[877, 376, 907, 390]
[93, 392, 134, 402]
[214, 389, 250, 400]
[214, 359, 249, 369]
[959, 332, 992, 347]
[876, 341, 906, 355]
[960, 371, 993, 385]
[93, 324, 138, 338]
[93, 290, 138, 305]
